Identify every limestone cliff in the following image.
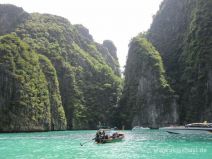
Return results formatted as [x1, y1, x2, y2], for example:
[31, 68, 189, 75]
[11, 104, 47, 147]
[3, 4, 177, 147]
[147, 0, 212, 123]
[119, 36, 178, 128]
[0, 4, 29, 36]
[0, 34, 66, 132]
[119, 0, 211, 128]
[0, 4, 122, 131]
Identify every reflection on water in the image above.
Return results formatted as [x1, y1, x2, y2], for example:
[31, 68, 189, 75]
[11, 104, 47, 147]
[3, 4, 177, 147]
[0, 130, 212, 159]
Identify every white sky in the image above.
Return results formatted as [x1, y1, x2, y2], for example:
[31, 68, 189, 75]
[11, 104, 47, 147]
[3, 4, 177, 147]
[1, 0, 163, 70]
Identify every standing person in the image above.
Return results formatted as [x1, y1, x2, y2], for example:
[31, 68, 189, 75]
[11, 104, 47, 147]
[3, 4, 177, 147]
[102, 130, 105, 138]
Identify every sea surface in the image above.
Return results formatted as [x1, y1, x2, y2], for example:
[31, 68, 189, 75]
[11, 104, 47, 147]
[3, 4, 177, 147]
[0, 130, 212, 159]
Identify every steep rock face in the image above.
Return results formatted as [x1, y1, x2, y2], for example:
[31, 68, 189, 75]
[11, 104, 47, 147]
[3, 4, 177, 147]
[0, 34, 66, 132]
[103, 40, 118, 61]
[102, 40, 120, 75]
[0, 5, 122, 131]
[179, 0, 212, 122]
[147, 0, 195, 88]
[69, 26, 122, 129]
[74, 25, 120, 76]
[119, 0, 212, 128]
[119, 36, 178, 128]
[38, 55, 67, 130]
[147, 0, 212, 123]
[0, 4, 29, 36]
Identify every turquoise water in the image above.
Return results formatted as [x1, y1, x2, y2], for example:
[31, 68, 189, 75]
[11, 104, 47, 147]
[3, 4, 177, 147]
[0, 130, 212, 159]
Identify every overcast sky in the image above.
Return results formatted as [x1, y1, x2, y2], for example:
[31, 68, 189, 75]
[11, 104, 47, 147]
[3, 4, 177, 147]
[1, 0, 163, 70]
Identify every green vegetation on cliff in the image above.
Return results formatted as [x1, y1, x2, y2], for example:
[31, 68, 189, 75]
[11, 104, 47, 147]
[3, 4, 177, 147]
[119, 0, 211, 128]
[120, 0, 211, 128]
[147, 0, 212, 123]
[38, 55, 67, 130]
[0, 34, 66, 132]
[118, 35, 177, 128]
[3, 0, 210, 130]
[0, 4, 122, 131]
[179, 0, 212, 122]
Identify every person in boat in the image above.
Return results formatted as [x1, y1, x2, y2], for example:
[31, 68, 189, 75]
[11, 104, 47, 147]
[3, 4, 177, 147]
[112, 132, 118, 139]
[102, 131, 106, 138]
[95, 130, 101, 143]
[95, 130, 105, 143]
[105, 134, 109, 139]
[101, 130, 106, 142]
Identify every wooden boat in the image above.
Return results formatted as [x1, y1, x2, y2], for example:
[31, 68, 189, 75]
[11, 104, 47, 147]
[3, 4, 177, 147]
[95, 129, 124, 144]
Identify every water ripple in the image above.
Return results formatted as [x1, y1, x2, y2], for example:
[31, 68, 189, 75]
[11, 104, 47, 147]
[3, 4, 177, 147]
[0, 130, 212, 159]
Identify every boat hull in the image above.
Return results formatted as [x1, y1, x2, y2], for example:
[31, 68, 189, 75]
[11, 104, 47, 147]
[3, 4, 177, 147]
[103, 136, 124, 143]
[160, 127, 212, 134]
[98, 134, 124, 144]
